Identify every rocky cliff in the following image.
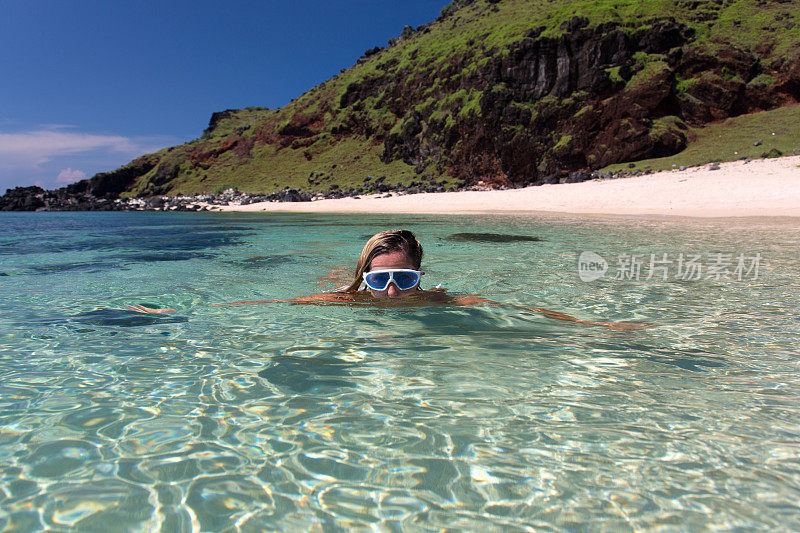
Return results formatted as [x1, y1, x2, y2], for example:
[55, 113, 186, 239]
[6, 0, 800, 203]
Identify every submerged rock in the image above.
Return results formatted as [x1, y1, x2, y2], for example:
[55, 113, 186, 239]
[446, 233, 541, 243]
[72, 309, 187, 327]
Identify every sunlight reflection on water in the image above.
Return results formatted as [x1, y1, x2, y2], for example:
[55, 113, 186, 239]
[0, 212, 799, 530]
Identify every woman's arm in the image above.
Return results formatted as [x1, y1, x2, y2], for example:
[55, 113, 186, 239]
[129, 293, 647, 330]
[126, 304, 177, 314]
[209, 299, 283, 306]
[520, 305, 648, 331]
[129, 292, 357, 313]
[208, 293, 358, 305]
[450, 295, 648, 331]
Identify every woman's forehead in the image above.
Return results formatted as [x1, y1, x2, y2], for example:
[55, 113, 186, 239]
[370, 250, 415, 268]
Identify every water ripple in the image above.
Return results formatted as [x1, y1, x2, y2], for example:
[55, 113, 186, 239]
[2, 212, 799, 530]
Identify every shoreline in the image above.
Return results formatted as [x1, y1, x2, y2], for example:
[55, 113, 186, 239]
[213, 155, 800, 218]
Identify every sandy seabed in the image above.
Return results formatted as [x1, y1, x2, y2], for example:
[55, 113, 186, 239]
[216, 155, 800, 218]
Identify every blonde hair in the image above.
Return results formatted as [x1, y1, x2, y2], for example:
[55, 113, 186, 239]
[343, 230, 423, 292]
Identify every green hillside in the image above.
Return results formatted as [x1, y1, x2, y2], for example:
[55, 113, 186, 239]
[76, 0, 800, 198]
[604, 103, 800, 173]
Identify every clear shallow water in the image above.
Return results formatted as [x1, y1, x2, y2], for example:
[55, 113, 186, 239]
[1, 211, 799, 531]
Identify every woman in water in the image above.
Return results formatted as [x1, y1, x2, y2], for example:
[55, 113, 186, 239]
[129, 229, 644, 330]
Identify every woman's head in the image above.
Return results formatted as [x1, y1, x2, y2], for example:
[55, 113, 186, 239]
[344, 230, 423, 296]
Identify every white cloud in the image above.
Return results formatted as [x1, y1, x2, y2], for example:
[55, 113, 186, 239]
[0, 128, 177, 190]
[0, 130, 139, 166]
[38, 124, 78, 131]
[56, 167, 87, 184]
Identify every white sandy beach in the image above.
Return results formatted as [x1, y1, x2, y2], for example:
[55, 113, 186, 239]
[217, 155, 800, 218]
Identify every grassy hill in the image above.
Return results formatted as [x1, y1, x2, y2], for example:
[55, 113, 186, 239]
[75, 0, 800, 198]
[604, 103, 800, 173]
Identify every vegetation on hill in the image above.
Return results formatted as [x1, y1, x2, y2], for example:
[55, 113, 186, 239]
[603, 103, 800, 173]
[70, 0, 800, 197]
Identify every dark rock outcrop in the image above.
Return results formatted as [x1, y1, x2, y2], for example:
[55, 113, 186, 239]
[0, 185, 122, 211]
[378, 19, 707, 185]
[0, 154, 161, 210]
[0, 186, 46, 211]
[67, 154, 159, 197]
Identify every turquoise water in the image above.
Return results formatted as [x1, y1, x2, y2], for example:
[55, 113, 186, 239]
[1, 211, 799, 531]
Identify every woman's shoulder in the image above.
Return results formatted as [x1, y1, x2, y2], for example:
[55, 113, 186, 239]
[288, 291, 359, 303]
[417, 288, 452, 302]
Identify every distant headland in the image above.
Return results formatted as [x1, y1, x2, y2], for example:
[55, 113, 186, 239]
[2, 0, 799, 210]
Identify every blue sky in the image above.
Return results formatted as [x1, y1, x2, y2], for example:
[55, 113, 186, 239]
[0, 0, 448, 191]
